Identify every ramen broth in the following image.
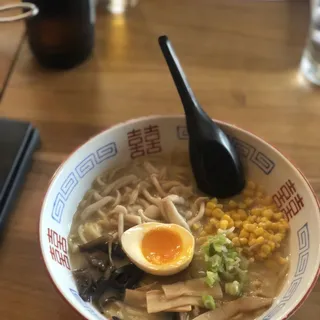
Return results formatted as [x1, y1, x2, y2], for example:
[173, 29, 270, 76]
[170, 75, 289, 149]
[68, 154, 290, 320]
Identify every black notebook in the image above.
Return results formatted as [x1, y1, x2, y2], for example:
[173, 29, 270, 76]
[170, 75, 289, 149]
[0, 118, 40, 234]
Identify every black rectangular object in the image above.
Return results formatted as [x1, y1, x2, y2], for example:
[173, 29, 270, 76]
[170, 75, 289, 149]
[0, 118, 40, 234]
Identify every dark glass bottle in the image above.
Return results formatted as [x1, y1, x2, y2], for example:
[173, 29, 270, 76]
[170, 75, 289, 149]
[23, 0, 95, 69]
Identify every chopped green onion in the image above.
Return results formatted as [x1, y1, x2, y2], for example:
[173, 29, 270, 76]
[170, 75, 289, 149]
[201, 233, 248, 291]
[206, 254, 224, 272]
[224, 253, 241, 272]
[225, 281, 242, 296]
[207, 234, 229, 253]
[205, 271, 220, 287]
[202, 295, 216, 309]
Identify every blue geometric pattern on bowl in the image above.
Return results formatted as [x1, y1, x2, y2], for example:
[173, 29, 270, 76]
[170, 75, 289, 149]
[262, 223, 310, 320]
[51, 142, 117, 224]
[176, 125, 275, 175]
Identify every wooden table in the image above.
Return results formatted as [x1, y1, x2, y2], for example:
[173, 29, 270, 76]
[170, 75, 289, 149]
[0, 0, 319, 319]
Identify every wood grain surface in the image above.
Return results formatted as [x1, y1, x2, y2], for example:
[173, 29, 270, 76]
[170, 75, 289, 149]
[0, 0, 319, 319]
[0, 0, 24, 96]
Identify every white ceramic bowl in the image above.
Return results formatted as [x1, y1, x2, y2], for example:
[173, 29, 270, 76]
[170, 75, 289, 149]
[39, 115, 320, 320]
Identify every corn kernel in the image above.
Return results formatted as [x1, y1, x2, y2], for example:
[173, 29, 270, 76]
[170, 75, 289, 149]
[212, 208, 224, 219]
[219, 220, 228, 230]
[232, 237, 240, 246]
[216, 204, 224, 209]
[251, 208, 262, 216]
[279, 218, 288, 224]
[274, 233, 283, 243]
[263, 230, 270, 238]
[200, 230, 207, 236]
[238, 210, 248, 221]
[209, 217, 218, 223]
[248, 215, 257, 223]
[240, 229, 250, 238]
[266, 221, 273, 229]
[244, 197, 254, 207]
[206, 201, 216, 210]
[258, 222, 267, 229]
[225, 210, 234, 219]
[205, 208, 212, 217]
[244, 223, 256, 232]
[254, 227, 264, 236]
[268, 241, 276, 251]
[238, 202, 247, 209]
[249, 233, 257, 241]
[228, 200, 238, 209]
[248, 220, 258, 228]
[247, 181, 256, 190]
[192, 223, 201, 231]
[261, 244, 271, 255]
[261, 196, 273, 206]
[248, 238, 256, 246]
[242, 220, 249, 228]
[240, 238, 248, 245]
[256, 236, 265, 244]
[228, 220, 235, 228]
[268, 204, 278, 211]
[260, 217, 269, 223]
[270, 222, 278, 231]
[232, 213, 241, 221]
[281, 220, 290, 230]
[210, 198, 218, 204]
[234, 220, 243, 228]
[262, 209, 273, 219]
[227, 232, 237, 240]
[279, 226, 287, 234]
[210, 218, 219, 228]
[273, 212, 282, 221]
[222, 214, 232, 222]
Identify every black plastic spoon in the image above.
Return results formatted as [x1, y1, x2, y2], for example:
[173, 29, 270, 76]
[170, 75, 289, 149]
[158, 35, 245, 198]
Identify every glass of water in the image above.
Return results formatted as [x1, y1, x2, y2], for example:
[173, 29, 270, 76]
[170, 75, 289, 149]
[300, 3, 320, 85]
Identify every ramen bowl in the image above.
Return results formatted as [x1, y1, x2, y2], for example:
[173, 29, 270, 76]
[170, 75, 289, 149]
[39, 115, 320, 320]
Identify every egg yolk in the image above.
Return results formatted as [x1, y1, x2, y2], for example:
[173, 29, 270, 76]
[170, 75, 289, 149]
[141, 227, 183, 265]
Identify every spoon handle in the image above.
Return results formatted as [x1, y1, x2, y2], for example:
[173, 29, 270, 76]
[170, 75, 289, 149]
[158, 35, 202, 119]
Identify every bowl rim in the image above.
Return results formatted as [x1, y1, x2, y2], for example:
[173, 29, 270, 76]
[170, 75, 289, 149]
[39, 115, 320, 320]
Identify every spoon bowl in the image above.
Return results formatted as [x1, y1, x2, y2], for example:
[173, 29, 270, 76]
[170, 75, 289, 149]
[158, 35, 245, 198]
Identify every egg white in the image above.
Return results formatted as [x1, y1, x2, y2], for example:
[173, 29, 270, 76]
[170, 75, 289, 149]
[121, 222, 195, 276]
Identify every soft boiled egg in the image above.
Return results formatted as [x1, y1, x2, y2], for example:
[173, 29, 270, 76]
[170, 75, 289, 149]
[121, 222, 195, 276]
